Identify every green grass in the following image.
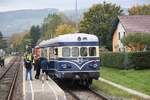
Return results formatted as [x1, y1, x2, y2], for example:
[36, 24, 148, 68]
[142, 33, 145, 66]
[100, 67, 150, 95]
[92, 80, 141, 99]
[91, 67, 150, 99]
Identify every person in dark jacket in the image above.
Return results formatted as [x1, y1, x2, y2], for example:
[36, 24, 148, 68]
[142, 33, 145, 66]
[35, 57, 41, 79]
[0, 57, 4, 67]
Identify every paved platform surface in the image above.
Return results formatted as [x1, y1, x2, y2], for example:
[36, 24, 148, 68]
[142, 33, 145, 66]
[23, 65, 66, 100]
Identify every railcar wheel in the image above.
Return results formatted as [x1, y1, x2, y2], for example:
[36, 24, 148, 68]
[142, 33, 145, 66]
[88, 79, 93, 85]
[83, 79, 93, 88]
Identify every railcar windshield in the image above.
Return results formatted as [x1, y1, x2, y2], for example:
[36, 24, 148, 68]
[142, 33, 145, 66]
[80, 47, 87, 56]
[72, 47, 79, 57]
[62, 47, 71, 57]
[89, 47, 96, 56]
[62, 46, 97, 57]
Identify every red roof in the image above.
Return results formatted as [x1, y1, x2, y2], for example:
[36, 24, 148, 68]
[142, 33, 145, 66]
[119, 15, 150, 33]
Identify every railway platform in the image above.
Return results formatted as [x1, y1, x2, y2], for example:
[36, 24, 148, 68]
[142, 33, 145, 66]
[23, 65, 66, 100]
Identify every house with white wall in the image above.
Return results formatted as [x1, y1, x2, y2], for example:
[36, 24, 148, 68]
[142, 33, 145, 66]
[112, 15, 150, 52]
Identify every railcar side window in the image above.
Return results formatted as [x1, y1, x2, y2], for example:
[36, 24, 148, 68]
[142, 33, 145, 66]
[89, 47, 96, 56]
[54, 48, 58, 56]
[72, 47, 79, 57]
[62, 47, 70, 57]
[80, 47, 87, 56]
[49, 48, 54, 58]
[41, 49, 45, 57]
[44, 49, 47, 57]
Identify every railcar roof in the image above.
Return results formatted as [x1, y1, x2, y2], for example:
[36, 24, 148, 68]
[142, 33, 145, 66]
[39, 33, 98, 47]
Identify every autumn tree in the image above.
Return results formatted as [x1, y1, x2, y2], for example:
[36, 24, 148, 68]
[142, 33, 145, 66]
[10, 32, 31, 52]
[128, 4, 150, 15]
[41, 14, 62, 39]
[10, 33, 22, 50]
[80, 2, 123, 50]
[41, 13, 76, 39]
[55, 24, 76, 36]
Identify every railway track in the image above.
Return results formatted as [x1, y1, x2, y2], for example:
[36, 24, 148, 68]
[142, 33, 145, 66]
[55, 80, 109, 100]
[0, 56, 21, 100]
[66, 88, 108, 100]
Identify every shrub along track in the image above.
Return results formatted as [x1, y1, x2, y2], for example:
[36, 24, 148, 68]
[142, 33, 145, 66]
[0, 56, 21, 100]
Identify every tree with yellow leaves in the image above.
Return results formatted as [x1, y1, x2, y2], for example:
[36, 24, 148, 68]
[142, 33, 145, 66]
[10, 32, 31, 52]
[55, 24, 76, 36]
[128, 4, 150, 15]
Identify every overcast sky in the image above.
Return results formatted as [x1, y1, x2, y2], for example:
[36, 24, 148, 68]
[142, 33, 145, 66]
[0, 0, 150, 12]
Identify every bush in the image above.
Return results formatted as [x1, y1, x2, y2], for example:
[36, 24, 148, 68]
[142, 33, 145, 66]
[128, 52, 150, 69]
[100, 52, 126, 69]
[100, 51, 150, 69]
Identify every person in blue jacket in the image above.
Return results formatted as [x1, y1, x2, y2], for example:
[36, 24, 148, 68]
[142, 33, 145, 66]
[40, 57, 49, 80]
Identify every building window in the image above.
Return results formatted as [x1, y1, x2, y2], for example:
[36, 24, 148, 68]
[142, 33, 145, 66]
[119, 48, 121, 52]
[123, 32, 125, 37]
[118, 32, 121, 40]
[123, 48, 126, 52]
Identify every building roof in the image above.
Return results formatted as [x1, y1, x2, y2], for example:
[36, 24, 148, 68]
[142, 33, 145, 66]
[119, 15, 150, 33]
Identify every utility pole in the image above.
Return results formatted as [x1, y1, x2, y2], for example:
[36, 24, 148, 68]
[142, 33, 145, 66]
[75, 0, 78, 32]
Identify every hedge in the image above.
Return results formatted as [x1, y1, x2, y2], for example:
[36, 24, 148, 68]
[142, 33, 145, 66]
[100, 51, 150, 69]
[100, 52, 125, 69]
[128, 52, 150, 69]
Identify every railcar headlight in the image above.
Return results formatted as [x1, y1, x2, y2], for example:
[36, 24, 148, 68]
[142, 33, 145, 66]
[62, 64, 67, 69]
[93, 64, 97, 68]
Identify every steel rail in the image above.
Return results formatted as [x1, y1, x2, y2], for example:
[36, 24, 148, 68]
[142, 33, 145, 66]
[67, 90, 80, 100]
[65, 87, 109, 100]
[88, 88, 109, 100]
[7, 58, 21, 100]
[0, 58, 17, 80]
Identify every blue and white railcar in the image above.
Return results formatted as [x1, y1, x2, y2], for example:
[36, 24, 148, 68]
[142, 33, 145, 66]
[38, 33, 100, 85]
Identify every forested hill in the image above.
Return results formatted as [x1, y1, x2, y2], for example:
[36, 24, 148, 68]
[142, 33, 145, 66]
[0, 8, 128, 37]
[0, 8, 58, 36]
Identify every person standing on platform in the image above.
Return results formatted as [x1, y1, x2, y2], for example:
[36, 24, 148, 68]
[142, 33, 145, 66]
[35, 56, 41, 79]
[33, 55, 37, 71]
[40, 57, 49, 80]
[25, 53, 33, 80]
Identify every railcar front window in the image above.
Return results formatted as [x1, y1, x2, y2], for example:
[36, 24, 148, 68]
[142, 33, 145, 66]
[72, 47, 79, 57]
[62, 47, 70, 57]
[80, 47, 87, 56]
[89, 47, 96, 56]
